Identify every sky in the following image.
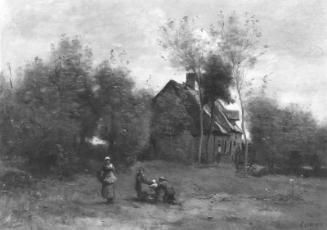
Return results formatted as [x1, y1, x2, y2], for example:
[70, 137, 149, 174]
[1, 0, 327, 123]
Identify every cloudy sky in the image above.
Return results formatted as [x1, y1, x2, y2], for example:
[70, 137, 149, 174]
[1, 0, 326, 123]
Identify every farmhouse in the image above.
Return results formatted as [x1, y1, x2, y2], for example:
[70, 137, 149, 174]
[149, 73, 243, 163]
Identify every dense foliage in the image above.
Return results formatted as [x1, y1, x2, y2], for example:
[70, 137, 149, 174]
[248, 95, 326, 173]
[0, 36, 152, 172]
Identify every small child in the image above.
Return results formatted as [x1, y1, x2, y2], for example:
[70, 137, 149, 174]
[149, 179, 158, 190]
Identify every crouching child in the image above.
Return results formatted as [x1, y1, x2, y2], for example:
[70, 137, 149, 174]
[156, 177, 178, 205]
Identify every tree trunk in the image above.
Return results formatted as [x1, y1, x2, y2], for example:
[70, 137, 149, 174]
[239, 94, 248, 174]
[205, 136, 209, 163]
[205, 100, 215, 163]
[198, 103, 204, 163]
[109, 111, 116, 160]
[109, 139, 115, 155]
[234, 70, 248, 174]
[197, 72, 204, 164]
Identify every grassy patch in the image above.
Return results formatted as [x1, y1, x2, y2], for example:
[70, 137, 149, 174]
[0, 160, 326, 229]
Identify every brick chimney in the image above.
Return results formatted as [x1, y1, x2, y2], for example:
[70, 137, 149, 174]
[186, 73, 196, 89]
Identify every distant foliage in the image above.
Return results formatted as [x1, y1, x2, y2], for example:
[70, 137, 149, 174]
[315, 126, 327, 165]
[247, 95, 325, 173]
[0, 36, 152, 172]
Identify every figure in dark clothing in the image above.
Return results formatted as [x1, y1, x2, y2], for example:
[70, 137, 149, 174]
[216, 144, 222, 164]
[234, 145, 242, 171]
[97, 156, 117, 203]
[156, 177, 177, 204]
[135, 167, 152, 200]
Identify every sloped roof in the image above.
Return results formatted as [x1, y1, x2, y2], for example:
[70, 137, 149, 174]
[224, 110, 239, 120]
[204, 103, 242, 134]
[153, 80, 242, 136]
[153, 80, 184, 102]
[203, 106, 228, 135]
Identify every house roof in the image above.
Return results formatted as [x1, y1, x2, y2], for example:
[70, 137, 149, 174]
[203, 106, 228, 135]
[204, 102, 242, 134]
[224, 110, 240, 120]
[153, 80, 242, 136]
[153, 80, 184, 102]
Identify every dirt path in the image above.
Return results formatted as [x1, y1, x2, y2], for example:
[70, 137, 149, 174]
[1, 161, 327, 230]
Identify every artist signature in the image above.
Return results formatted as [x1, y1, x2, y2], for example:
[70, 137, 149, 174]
[300, 221, 324, 230]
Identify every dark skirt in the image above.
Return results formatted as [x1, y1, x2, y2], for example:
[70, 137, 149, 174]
[101, 183, 115, 200]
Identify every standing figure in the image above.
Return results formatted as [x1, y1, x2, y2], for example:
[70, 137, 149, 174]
[135, 167, 152, 200]
[97, 156, 117, 203]
[216, 143, 222, 164]
[233, 145, 242, 171]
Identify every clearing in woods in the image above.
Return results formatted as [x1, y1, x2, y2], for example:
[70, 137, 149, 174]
[0, 160, 326, 230]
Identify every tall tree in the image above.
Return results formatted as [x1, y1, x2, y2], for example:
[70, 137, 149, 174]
[202, 54, 233, 160]
[211, 12, 267, 173]
[159, 16, 210, 163]
[49, 35, 96, 146]
[94, 60, 152, 163]
[95, 61, 134, 158]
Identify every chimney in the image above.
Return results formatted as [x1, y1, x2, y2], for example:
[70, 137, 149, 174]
[186, 73, 196, 89]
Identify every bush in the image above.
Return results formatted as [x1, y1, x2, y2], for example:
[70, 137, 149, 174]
[0, 171, 35, 191]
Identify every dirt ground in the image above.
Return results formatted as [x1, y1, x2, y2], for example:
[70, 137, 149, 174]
[0, 160, 327, 230]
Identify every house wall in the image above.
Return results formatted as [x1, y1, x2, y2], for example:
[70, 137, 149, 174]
[151, 131, 242, 164]
[151, 130, 197, 163]
[202, 133, 242, 162]
[201, 135, 217, 162]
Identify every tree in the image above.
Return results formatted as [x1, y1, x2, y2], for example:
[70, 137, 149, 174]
[202, 54, 233, 160]
[248, 93, 318, 173]
[0, 72, 15, 158]
[48, 35, 96, 146]
[247, 95, 281, 171]
[202, 54, 233, 105]
[159, 16, 211, 163]
[94, 60, 152, 164]
[95, 61, 133, 158]
[0, 36, 98, 171]
[211, 12, 267, 173]
[315, 126, 327, 166]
